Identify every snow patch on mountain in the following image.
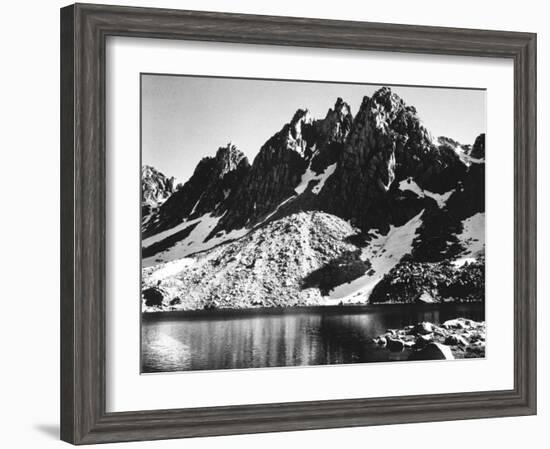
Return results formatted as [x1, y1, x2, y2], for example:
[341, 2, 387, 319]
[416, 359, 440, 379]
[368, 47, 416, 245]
[458, 152, 485, 167]
[328, 210, 425, 301]
[256, 196, 296, 227]
[142, 213, 249, 267]
[295, 163, 338, 195]
[189, 194, 203, 216]
[398, 178, 454, 208]
[143, 216, 203, 247]
[456, 212, 485, 257]
[146, 257, 196, 283]
[312, 163, 337, 194]
[452, 144, 485, 167]
[451, 257, 478, 268]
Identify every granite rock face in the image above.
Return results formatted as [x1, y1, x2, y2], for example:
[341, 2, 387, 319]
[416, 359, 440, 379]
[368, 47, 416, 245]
[212, 98, 355, 234]
[318, 88, 481, 234]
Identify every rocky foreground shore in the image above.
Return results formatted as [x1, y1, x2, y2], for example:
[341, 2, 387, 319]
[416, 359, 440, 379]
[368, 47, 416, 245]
[373, 317, 486, 360]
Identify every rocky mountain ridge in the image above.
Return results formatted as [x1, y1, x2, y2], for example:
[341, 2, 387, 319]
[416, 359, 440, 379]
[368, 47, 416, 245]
[141, 87, 485, 311]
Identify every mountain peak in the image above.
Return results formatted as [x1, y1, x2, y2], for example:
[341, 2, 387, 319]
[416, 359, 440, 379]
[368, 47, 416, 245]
[290, 108, 312, 125]
[141, 164, 162, 177]
[214, 143, 249, 177]
[141, 165, 177, 217]
[215, 142, 245, 160]
[144, 89, 484, 258]
[288, 108, 313, 141]
[333, 97, 351, 115]
[315, 97, 353, 147]
[371, 86, 397, 104]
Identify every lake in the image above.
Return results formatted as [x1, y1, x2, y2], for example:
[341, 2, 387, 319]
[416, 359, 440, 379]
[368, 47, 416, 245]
[141, 303, 484, 373]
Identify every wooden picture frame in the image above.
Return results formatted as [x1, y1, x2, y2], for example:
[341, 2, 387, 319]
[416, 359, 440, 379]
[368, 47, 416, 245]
[60, 3, 536, 444]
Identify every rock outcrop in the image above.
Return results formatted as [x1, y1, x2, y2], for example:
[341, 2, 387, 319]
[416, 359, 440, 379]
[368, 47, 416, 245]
[369, 258, 485, 304]
[373, 318, 486, 360]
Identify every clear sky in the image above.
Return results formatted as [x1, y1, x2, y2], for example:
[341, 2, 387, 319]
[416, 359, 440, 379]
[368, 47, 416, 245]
[142, 74, 486, 184]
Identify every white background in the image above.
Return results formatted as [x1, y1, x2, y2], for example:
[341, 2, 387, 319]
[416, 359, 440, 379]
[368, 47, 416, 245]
[0, 0, 547, 448]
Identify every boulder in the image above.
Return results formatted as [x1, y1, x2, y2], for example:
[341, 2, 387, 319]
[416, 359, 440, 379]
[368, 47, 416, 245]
[442, 318, 467, 330]
[413, 322, 435, 335]
[169, 297, 181, 306]
[409, 343, 455, 361]
[142, 287, 164, 307]
[413, 334, 433, 350]
[470, 332, 485, 342]
[386, 337, 405, 352]
[464, 343, 486, 358]
[444, 335, 468, 346]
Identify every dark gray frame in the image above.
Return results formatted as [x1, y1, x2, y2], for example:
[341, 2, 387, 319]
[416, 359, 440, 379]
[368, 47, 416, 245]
[60, 3, 537, 445]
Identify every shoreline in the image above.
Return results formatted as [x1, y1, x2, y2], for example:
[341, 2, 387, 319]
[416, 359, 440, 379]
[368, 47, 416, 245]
[141, 300, 484, 321]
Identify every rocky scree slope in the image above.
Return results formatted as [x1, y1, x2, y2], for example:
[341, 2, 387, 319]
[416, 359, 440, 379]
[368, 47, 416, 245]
[142, 212, 367, 311]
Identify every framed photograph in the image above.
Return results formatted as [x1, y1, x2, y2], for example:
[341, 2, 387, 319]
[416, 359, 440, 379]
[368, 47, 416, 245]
[60, 3, 536, 445]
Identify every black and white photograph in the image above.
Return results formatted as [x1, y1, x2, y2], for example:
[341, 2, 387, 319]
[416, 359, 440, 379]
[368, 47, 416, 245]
[140, 75, 486, 373]
[1, 0, 542, 446]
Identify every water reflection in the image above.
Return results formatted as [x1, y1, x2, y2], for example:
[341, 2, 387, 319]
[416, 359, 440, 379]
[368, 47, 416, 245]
[142, 303, 484, 373]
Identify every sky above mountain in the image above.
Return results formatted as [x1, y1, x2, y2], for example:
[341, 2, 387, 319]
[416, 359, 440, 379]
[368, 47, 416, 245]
[142, 74, 485, 184]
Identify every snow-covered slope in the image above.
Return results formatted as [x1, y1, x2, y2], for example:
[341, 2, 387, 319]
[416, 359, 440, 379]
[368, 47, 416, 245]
[142, 213, 248, 267]
[328, 210, 425, 302]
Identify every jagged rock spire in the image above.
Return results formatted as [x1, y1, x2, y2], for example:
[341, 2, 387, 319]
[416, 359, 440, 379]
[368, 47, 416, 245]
[142, 143, 250, 237]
